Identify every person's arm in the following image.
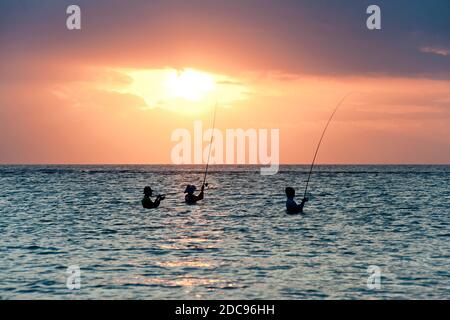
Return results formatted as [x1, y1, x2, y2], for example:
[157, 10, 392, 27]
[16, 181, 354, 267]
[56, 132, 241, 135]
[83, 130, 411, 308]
[297, 197, 308, 211]
[195, 185, 205, 201]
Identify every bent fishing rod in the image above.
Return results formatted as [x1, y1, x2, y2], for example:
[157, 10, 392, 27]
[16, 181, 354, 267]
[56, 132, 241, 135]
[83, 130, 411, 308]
[303, 93, 353, 199]
[202, 102, 218, 187]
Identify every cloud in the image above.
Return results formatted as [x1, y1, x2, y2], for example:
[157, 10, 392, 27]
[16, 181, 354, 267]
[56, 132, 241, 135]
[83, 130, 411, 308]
[1, 0, 449, 79]
[420, 46, 450, 57]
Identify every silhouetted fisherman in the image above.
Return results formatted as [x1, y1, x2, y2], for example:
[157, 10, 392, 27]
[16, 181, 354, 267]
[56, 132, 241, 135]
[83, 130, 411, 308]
[142, 186, 165, 209]
[184, 184, 204, 204]
[285, 187, 308, 214]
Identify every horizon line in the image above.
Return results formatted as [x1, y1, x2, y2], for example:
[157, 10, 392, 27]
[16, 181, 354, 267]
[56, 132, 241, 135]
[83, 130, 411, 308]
[0, 163, 449, 166]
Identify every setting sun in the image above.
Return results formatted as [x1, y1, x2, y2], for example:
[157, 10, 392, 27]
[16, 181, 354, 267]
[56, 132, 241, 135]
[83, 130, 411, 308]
[165, 69, 215, 101]
[111, 67, 248, 115]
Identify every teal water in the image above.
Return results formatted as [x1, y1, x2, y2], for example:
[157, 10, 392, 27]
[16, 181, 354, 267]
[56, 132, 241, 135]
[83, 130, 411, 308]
[0, 165, 449, 299]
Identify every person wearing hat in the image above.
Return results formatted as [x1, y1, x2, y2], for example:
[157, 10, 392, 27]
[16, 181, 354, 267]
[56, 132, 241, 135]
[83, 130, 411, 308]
[142, 186, 165, 209]
[184, 184, 205, 204]
[285, 187, 308, 214]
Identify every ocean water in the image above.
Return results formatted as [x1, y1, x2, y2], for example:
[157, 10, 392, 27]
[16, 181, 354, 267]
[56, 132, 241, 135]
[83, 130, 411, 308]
[0, 165, 449, 300]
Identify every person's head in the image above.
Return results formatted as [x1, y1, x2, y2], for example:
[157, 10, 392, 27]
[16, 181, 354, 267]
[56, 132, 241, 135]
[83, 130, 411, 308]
[143, 186, 152, 197]
[285, 187, 295, 199]
[184, 185, 196, 195]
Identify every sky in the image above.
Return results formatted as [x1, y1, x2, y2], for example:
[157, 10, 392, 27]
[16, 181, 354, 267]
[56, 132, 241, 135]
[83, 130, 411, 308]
[0, 0, 449, 164]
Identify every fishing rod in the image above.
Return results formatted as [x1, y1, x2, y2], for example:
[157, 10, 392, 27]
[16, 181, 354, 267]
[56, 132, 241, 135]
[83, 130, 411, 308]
[202, 102, 218, 188]
[303, 93, 353, 199]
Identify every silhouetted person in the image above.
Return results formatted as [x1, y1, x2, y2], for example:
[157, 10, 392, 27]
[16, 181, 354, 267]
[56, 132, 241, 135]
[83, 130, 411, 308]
[285, 187, 308, 214]
[184, 184, 204, 204]
[142, 186, 165, 209]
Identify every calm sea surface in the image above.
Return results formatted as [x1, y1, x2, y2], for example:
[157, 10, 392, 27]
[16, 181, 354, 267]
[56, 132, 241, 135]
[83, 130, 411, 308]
[0, 165, 449, 299]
